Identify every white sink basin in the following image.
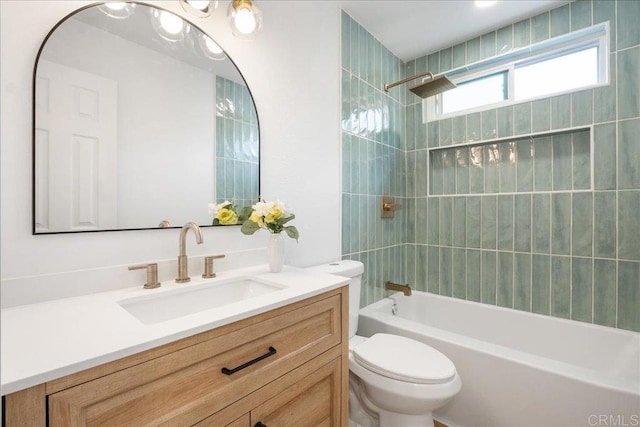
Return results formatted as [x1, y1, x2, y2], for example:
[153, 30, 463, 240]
[118, 277, 287, 325]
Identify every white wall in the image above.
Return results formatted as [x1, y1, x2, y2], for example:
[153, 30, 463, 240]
[0, 1, 342, 304]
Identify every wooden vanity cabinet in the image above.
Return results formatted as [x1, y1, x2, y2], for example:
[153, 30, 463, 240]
[3, 287, 349, 426]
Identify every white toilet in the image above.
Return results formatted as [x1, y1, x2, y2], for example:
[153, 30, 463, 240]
[308, 260, 461, 427]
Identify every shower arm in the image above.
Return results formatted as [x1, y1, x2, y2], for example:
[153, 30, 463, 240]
[383, 71, 434, 92]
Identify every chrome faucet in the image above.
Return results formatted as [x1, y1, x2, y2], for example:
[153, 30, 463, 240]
[176, 222, 203, 283]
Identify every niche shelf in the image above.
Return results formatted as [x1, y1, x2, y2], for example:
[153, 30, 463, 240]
[428, 127, 592, 196]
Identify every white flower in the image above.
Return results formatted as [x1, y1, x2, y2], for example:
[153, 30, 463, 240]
[273, 200, 290, 216]
[252, 200, 291, 218]
[209, 200, 232, 216]
[252, 200, 274, 217]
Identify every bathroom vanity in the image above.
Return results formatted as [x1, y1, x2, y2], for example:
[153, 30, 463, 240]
[2, 268, 349, 426]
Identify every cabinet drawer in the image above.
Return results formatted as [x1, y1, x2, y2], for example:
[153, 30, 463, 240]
[196, 347, 342, 427]
[49, 294, 342, 426]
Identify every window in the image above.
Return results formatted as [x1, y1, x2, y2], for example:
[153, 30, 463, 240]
[514, 45, 599, 100]
[441, 71, 508, 115]
[427, 23, 609, 121]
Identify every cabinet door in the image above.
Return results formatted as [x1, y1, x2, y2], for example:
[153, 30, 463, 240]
[250, 356, 341, 427]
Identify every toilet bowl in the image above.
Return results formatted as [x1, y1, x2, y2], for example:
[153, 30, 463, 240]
[349, 333, 461, 426]
[307, 261, 461, 426]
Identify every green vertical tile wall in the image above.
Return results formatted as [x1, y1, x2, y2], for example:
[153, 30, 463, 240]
[532, 255, 551, 315]
[215, 76, 259, 208]
[532, 194, 551, 254]
[594, 259, 616, 327]
[551, 256, 571, 319]
[342, 1, 639, 331]
[550, 4, 570, 37]
[341, 13, 406, 307]
[618, 118, 640, 189]
[453, 248, 466, 298]
[497, 26, 513, 54]
[617, 0, 640, 50]
[618, 261, 640, 331]
[531, 12, 550, 43]
[482, 251, 497, 305]
[571, 0, 592, 31]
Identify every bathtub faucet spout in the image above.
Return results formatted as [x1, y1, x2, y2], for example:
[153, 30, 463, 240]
[385, 281, 412, 296]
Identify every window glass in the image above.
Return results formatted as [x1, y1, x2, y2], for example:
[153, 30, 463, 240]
[514, 46, 598, 100]
[441, 71, 508, 115]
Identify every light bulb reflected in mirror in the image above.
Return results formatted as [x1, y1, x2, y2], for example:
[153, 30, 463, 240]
[475, 0, 498, 7]
[105, 2, 126, 11]
[98, 1, 135, 19]
[150, 9, 188, 42]
[159, 11, 184, 34]
[198, 34, 226, 60]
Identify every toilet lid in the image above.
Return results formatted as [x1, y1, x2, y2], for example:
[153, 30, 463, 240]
[353, 333, 456, 384]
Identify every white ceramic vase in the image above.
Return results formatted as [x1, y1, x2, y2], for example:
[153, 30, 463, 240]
[267, 233, 284, 273]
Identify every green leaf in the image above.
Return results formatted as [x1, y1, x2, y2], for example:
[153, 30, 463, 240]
[238, 206, 253, 222]
[280, 214, 296, 225]
[241, 220, 260, 235]
[284, 226, 299, 242]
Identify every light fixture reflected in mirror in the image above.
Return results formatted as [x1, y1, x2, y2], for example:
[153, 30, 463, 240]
[98, 1, 135, 19]
[180, 0, 218, 18]
[198, 34, 226, 60]
[475, 0, 498, 7]
[228, 0, 262, 40]
[150, 8, 189, 42]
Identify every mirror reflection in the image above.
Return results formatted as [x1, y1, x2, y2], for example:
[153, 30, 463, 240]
[33, 2, 259, 234]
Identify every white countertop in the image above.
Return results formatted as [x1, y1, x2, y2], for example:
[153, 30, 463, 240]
[0, 265, 348, 395]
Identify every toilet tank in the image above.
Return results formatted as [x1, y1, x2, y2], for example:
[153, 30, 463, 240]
[306, 260, 364, 338]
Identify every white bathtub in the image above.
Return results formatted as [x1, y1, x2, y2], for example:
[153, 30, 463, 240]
[357, 291, 640, 427]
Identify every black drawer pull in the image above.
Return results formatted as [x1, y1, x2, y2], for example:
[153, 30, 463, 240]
[221, 346, 277, 375]
[255, 423, 267, 427]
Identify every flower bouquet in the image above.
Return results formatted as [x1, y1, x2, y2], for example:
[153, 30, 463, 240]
[240, 200, 299, 241]
[240, 200, 299, 272]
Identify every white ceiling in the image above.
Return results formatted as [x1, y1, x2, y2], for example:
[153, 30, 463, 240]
[340, 0, 570, 62]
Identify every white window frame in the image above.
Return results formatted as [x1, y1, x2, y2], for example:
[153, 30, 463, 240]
[424, 22, 610, 123]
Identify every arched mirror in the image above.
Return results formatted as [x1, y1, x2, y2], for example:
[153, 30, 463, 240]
[33, 2, 260, 234]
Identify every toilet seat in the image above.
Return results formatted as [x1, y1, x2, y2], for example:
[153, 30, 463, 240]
[353, 333, 456, 385]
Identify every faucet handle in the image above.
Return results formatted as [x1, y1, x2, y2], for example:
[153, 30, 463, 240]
[128, 263, 161, 289]
[202, 254, 225, 278]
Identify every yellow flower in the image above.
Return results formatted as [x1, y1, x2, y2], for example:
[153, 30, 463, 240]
[216, 208, 238, 225]
[265, 208, 285, 224]
[249, 211, 265, 227]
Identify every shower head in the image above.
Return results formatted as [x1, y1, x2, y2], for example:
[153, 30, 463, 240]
[409, 74, 456, 98]
[383, 71, 456, 98]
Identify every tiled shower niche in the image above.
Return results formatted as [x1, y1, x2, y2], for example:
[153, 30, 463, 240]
[429, 129, 591, 196]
